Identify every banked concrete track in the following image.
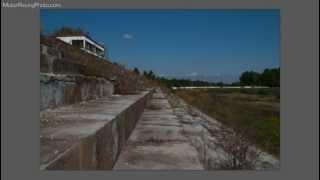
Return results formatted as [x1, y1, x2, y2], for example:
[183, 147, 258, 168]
[114, 88, 279, 170]
[40, 88, 279, 170]
[114, 89, 203, 170]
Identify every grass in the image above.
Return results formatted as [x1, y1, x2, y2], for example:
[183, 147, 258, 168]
[174, 88, 280, 157]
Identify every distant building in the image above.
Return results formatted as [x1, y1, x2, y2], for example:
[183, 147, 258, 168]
[56, 35, 106, 58]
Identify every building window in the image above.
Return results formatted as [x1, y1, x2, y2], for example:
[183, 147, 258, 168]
[71, 40, 84, 48]
[85, 41, 94, 51]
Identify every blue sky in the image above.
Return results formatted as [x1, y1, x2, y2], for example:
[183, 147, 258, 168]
[40, 9, 280, 83]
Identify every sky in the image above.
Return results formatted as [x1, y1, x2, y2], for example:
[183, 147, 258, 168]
[40, 9, 280, 83]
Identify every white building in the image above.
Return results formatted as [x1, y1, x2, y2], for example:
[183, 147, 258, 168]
[56, 35, 106, 58]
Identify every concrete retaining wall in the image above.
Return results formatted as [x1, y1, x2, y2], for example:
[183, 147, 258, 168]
[40, 36, 153, 170]
[40, 37, 148, 95]
[41, 91, 153, 170]
[40, 73, 114, 111]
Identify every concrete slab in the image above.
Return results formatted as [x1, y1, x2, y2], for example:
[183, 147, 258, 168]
[40, 91, 151, 170]
[128, 124, 186, 142]
[114, 142, 203, 170]
[114, 90, 203, 170]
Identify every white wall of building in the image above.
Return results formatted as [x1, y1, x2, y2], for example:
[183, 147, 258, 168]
[56, 36, 105, 58]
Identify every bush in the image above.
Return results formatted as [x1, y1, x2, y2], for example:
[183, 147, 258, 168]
[254, 116, 280, 155]
[215, 127, 261, 170]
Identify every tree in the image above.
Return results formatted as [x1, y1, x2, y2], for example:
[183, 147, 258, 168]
[52, 26, 89, 37]
[239, 68, 280, 87]
[143, 70, 156, 79]
[231, 82, 241, 86]
[260, 68, 280, 87]
[133, 67, 140, 75]
[240, 71, 260, 86]
[217, 81, 224, 87]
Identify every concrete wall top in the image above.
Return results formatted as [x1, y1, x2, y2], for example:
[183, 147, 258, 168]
[40, 90, 152, 170]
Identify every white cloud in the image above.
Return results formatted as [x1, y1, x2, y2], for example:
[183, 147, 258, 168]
[122, 33, 134, 40]
[188, 72, 198, 76]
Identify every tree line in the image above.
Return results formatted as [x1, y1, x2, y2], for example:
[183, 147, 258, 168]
[41, 26, 90, 37]
[239, 68, 280, 87]
[133, 67, 280, 88]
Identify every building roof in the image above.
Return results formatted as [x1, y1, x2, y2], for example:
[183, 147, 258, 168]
[56, 34, 105, 50]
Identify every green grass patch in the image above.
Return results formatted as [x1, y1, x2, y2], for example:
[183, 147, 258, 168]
[175, 88, 280, 157]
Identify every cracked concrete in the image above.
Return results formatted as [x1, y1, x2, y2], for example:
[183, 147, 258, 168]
[40, 91, 151, 170]
[40, 87, 279, 170]
[114, 89, 280, 170]
[114, 89, 204, 170]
